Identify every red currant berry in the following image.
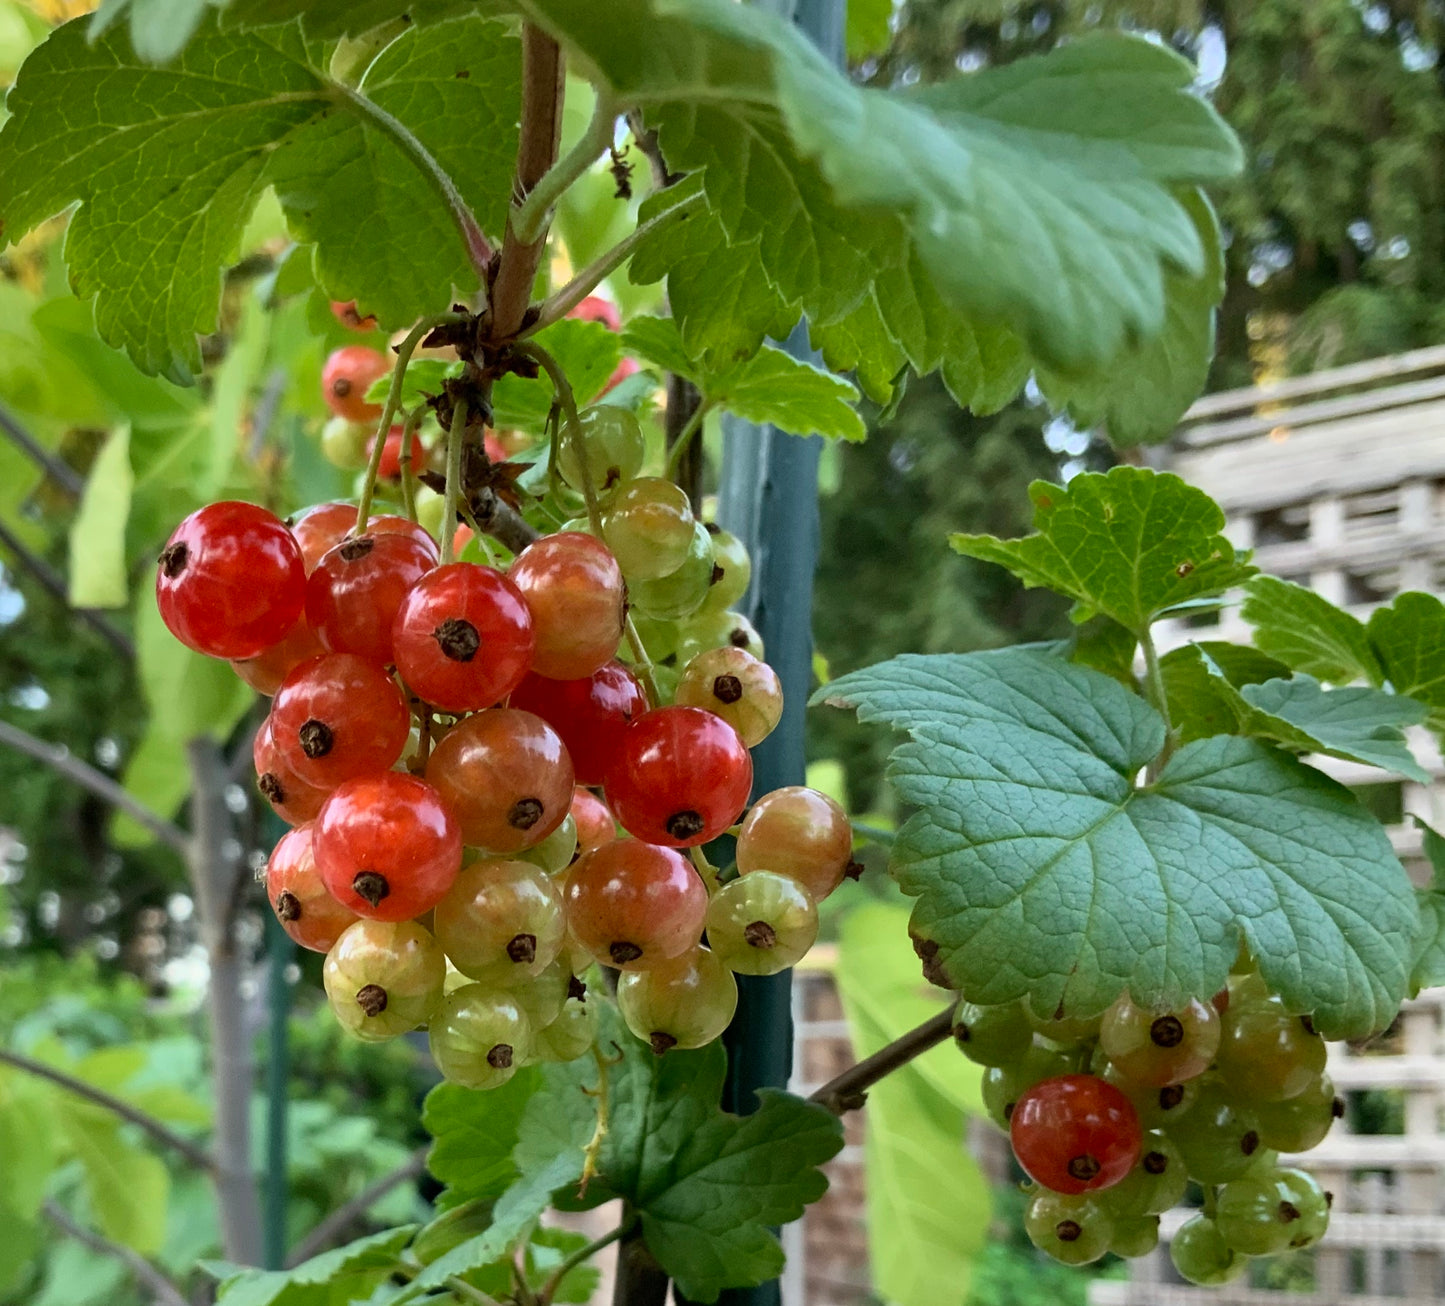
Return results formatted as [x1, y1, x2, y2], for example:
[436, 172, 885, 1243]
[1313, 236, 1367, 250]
[314, 772, 461, 920]
[508, 532, 625, 680]
[425, 708, 575, 853]
[372, 426, 424, 481]
[156, 502, 306, 659]
[269, 653, 410, 790]
[307, 532, 435, 665]
[571, 787, 614, 854]
[563, 838, 706, 969]
[736, 786, 854, 902]
[1010, 1074, 1142, 1195]
[322, 345, 389, 422]
[392, 564, 534, 712]
[253, 717, 328, 825]
[568, 295, 621, 332]
[230, 614, 326, 696]
[265, 823, 359, 952]
[604, 706, 752, 847]
[292, 505, 436, 575]
[329, 300, 377, 332]
[508, 662, 646, 786]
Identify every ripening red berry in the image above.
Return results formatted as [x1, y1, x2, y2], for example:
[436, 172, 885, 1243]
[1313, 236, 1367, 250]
[313, 772, 461, 920]
[1010, 1074, 1142, 1195]
[572, 787, 614, 853]
[563, 838, 707, 969]
[568, 295, 622, 332]
[270, 653, 410, 790]
[425, 709, 575, 853]
[330, 300, 377, 332]
[322, 345, 389, 422]
[508, 533, 625, 680]
[372, 426, 424, 481]
[604, 706, 753, 847]
[508, 662, 646, 786]
[266, 823, 359, 952]
[253, 717, 328, 825]
[156, 502, 306, 659]
[392, 564, 534, 712]
[292, 504, 437, 574]
[307, 532, 435, 665]
[230, 614, 326, 696]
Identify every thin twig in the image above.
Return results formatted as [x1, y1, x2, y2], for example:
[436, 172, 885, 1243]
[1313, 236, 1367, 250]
[43, 1201, 190, 1306]
[0, 401, 83, 495]
[662, 399, 711, 482]
[538, 1222, 629, 1306]
[0, 719, 189, 856]
[0, 1047, 213, 1171]
[807, 1007, 956, 1115]
[440, 397, 469, 567]
[512, 90, 618, 247]
[285, 1147, 427, 1266]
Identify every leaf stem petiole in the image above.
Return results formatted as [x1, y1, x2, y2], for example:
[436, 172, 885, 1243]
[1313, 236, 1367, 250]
[511, 91, 619, 247]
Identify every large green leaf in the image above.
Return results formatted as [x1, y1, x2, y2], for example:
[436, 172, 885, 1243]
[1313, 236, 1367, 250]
[1410, 817, 1445, 997]
[493, 317, 622, 431]
[1242, 576, 1383, 686]
[208, 1226, 418, 1306]
[0, 1069, 58, 1221]
[1368, 592, 1445, 735]
[422, 1067, 543, 1209]
[67, 424, 132, 609]
[816, 649, 1416, 1040]
[951, 466, 1256, 635]
[835, 904, 990, 1306]
[0, 14, 518, 379]
[58, 1104, 169, 1253]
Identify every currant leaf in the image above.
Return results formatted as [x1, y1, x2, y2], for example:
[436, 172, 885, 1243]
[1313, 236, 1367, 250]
[1367, 592, 1445, 735]
[422, 1067, 544, 1209]
[1410, 817, 1445, 996]
[950, 466, 1257, 635]
[1242, 576, 1383, 686]
[206, 1227, 418, 1306]
[816, 649, 1416, 1040]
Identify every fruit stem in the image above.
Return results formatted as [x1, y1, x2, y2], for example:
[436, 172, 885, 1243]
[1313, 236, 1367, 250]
[578, 1041, 613, 1198]
[512, 88, 619, 248]
[689, 845, 721, 893]
[662, 400, 713, 483]
[398, 405, 424, 523]
[356, 312, 468, 536]
[851, 820, 895, 846]
[328, 82, 493, 283]
[446, 1275, 504, 1306]
[440, 396, 470, 567]
[1140, 627, 1175, 780]
[537, 1221, 631, 1306]
[808, 1006, 956, 1115]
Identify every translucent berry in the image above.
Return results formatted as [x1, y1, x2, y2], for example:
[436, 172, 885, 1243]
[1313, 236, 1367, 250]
[952, 999, 1033, 1068]
[253, 717, 329, 825]
[676, 608, 764, 665]
[516, 814, 579, 876]
[425, 709, 574, 853]
[313, 773, 461, 921]
[230, 614, 326, 696]
[323, 918, 445, 1041]
[508, 662, 647, 786]
[292, 504, 437, 574]
[981, 1045, 1073, 1130]
[1098, 994, 1220, 1087]
[1023, 1191, 1114, 1265]
[674, 646, 783, 747]
[321, 416, 371, 470]
[509, 959, 571, 1031]
[1108, 1216, 1159, 1260]
[1097, 1130, 1188, 1217]
[1100, 1060, 1201, 1131]
[1025, 1006, 1102, 1045]
[269, 653, 410, 790]
[704, 871, 817, 976]
[156, 502, 306, 659]
[735, 786, 854, 902]
[572, 788, 614, 854]
[1166, 1079, 1266, 1184]
[617, 946, 738, 1053]
[265, 824, 358, 953]
[1216, 1167, 1312, 1255]
[433, 859, 565, 985]
[559, 406, 646, 499]
[1010, 1074, 1142, 1194]
[1276, 1167, 1331, 1249]
[604, 706, 753, 848]
[307, 531, 436, 666]
[1216, 995, 1328, 1101]
[627, 521, 715, 620]
[601, 477, 695, 580]
[321, 345, 388, 422]
[428, 985, 532, 1089]
[563, 838, 706, 970]
[1254, 1073, 1343, 1153]
[509, 532, 626, 680]
[534, 989, 598, 1062]
[1171, 1216, 1246, 1285]
[371, 425, 424, 481]
[699, 525, 751, 614]
[392, 563, 534, 712]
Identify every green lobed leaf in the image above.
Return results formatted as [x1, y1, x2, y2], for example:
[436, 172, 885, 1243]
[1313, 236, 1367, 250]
[815, 649, 1417, 1040]
[208, 1226, 417, 1306]
[950, 466, 1257, 635]
[1368, 592, 1445, 735]
[0, 1069, 59, 1221]
[363, 358, 457, 409]
[58, 1104, 169, 1252]
[1410, 816, 1445, 997]
[423, 1068, 543, 1208]
[1242, 576, 1383, 686]
[220, 0, 483, 40]
[67, 424, 132, 609]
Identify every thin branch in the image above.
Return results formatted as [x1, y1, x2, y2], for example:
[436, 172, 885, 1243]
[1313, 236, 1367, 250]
[808, 1007, 956, 1115]
[511, 90, 618, 247]
[0, 516, 135, 660]
[1140, 626, 1175, 780]
[662, 398, 711, 482]
[286, 1147, 427, 1266]
[329, 83, 492, 280]
[440, 396, 470, 567]
[0, 1047, 213, 1172]
[0, 719, 189, 856]
[538, 1223, 628, 1306]
[44, 1201, 190, 1306]
[463, 486, 541, 555]
[0, 401, 83, 495]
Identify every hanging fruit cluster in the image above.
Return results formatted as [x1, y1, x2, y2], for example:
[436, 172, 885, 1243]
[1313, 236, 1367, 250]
[153, 347, 857, 1084]
[957, 968, 1340, 1281]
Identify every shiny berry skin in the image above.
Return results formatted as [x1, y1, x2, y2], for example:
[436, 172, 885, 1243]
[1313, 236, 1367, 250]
[1167, 1080, 1265, 1184]
[1170, 1216, 1245, 1286]
[675, 646, 783, 748]
[699, 526, 751, 614]
[230, 614, 326, 696]
[677, 608, 764, 666]
[558, 406, 646, 499]
[433, 859, 566, 985]
[571, 787, 614, 853]
[323, 918, 445, 1042]
[617, 946, 738, 1053]
[952, 1000, 1034, 1069]
[330, 300, 377, 332]
[270, 653, 410, 790]
[508, 662, 646, 786]
[1009, 1074, 1142, 1195]
[735, 786, 854, 902]
[321, 416, 371, 470]
[253, 717, 328, 825]
[1098, 994, 1221, 1088]
[425, 709, 574, 853]
[704, 871, 817, 976]
[605, 706, 753, 848]
[516, 814, 578, 876]
[392, 564, 534, 712]
[1101, 1130, 1188, 1217]
[292, 504, 437, 574]
[307, 532, 436, 665]
[1024, 1191, 1114, 1266]
[372, 426, 424, 480]
[601, 478, 695, 581]
[265, 824, 358, 953]
[563, 838, 706, 970]
[981, 1046, 1073, 1130]
[321, 345, 389, 421]
[429, 985, 533, 1089]
[313, 772, 461, 921]
[628, 521, 716, 621]
[1215, 995, 1328, 1101]
[1254, 1073, 1344, 1153]
[509, 533, 625, 680]
[156, 502, 306, 659]
[534, 991, 598, 1062]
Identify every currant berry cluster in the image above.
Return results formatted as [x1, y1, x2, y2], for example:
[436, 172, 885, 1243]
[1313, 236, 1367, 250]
[956, 966, 1339, 1279]
[154, 471, 855, 1082]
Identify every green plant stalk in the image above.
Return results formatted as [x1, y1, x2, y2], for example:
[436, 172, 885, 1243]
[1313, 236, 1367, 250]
[578, 1041, 614, 1199]
[1140, 626, 1175, 777]
[398, 405, 424, 523]
[663, 400, 713, 482]
[446, 1275, 503, 1306]
[511, 90, 620, 246]
[330, 82, 493, 280]
[355, 312, 468, 535]
[538, 1223, 630, 1306]
[440, 397, 470, 567]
